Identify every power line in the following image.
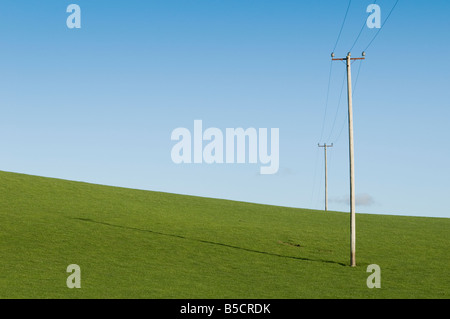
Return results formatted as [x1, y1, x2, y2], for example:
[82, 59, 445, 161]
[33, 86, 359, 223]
[332, 0, 352, 52]
[349, 0, 378, 52]
[319, 0, 353, 144]
[333, 60, 363, 144]
[352, 59, 363, 94]
[326, 70, 347, 143]
[318, 60, 333, 143]
[314, 0, 352, 212]
[333, 1, 397, 144]
[363, 0, 400, 51]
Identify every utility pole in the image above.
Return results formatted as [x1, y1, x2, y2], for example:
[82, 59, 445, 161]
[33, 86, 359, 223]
[318, 143, 333, 212]
[331, 51, 365, 267]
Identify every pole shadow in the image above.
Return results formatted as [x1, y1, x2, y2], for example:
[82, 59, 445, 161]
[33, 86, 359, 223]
[69, 217, 347, 267]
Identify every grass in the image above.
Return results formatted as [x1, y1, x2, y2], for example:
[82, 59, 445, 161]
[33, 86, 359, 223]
[0, 170, 448, 298]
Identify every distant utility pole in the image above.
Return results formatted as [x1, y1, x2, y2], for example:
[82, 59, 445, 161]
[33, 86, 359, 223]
[331, 51, 365, 267]
[318, 143, 333, 212]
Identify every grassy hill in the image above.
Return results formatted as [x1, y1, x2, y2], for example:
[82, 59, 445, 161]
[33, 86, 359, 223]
[0, 170, 448, 298]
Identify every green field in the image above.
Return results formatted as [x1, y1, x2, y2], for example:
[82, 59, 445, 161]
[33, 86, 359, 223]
[0, 170, 448, 298]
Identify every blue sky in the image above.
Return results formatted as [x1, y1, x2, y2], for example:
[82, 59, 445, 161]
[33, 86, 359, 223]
[0, 0, 449, 218]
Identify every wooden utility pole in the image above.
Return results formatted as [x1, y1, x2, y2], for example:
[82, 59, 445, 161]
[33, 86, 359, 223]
[318, 143, 333, 211]
[331, 51, 365, 267]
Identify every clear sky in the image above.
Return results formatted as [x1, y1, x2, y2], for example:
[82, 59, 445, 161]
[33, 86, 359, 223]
[0, 0, 449, 218]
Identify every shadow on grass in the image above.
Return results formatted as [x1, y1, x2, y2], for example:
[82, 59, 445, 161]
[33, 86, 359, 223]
[70, 217, 347, 267]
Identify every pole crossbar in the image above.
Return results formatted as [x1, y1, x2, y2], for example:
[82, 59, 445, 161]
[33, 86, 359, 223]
[332, 58, 365, 61]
